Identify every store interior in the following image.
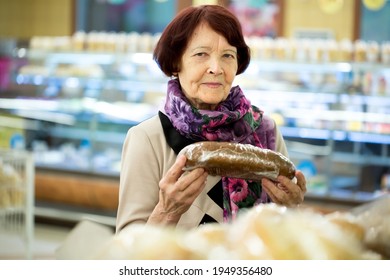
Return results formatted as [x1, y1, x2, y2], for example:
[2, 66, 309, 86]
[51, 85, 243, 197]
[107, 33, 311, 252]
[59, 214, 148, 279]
[0, 0, 390, 259]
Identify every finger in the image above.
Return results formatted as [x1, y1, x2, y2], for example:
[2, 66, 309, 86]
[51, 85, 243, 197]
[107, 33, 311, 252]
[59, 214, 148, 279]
[278, 177, 303, 205]
[165, 154, 187, 182]
[262, 178, 284, 204]
[263, 177, 301, 207]
[264, 187, 279, 204]
[181, 171, 208, 200]
[264, 177, 288, 196]
[295, 170, 307, 193]
[277, 175, 302, 195]
[178, 168, 207, 192]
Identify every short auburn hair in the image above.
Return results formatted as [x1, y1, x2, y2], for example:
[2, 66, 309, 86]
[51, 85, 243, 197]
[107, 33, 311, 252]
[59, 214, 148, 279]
[153, 5, 250, 77]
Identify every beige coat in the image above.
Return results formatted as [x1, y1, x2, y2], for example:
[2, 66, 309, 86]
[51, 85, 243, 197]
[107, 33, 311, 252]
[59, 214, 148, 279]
[116, 114, 288, 232]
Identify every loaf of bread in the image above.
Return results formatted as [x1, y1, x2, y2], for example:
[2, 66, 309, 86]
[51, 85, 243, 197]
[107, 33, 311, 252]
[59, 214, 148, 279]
[179, 141, 296, 181]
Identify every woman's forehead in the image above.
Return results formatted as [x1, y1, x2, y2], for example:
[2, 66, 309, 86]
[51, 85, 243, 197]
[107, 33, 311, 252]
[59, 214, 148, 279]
[187, 23, 233, 49]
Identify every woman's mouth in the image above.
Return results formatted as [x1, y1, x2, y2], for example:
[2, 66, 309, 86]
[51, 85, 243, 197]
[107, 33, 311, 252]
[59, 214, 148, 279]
[203, 82, 222, 88]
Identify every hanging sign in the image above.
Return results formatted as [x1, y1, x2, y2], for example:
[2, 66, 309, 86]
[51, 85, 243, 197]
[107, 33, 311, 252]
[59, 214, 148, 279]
[362, 0, 386, 10]
[317, 0, 344, 14]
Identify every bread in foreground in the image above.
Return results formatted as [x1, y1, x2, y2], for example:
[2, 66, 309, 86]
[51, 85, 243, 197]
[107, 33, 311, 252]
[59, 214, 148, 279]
[95, 203, 382, 260]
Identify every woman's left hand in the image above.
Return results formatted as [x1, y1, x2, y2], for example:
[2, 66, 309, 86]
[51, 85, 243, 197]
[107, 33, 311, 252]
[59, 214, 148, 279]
[261, 170, 306, 207]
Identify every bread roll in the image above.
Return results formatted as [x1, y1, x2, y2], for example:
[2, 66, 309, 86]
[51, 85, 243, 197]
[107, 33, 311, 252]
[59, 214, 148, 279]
[179, 141, 296, 181]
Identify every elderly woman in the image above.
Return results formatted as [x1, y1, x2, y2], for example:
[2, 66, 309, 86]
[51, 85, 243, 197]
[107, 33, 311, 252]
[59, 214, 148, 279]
[116, 5, 306, 232]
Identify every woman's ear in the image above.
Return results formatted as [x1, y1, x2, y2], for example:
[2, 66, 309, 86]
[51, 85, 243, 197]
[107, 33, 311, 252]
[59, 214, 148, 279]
[172, 63, 180, 77]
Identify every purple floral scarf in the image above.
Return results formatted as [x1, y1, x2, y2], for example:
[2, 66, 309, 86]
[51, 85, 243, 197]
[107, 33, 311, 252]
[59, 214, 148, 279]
[164, 78, 270, 222]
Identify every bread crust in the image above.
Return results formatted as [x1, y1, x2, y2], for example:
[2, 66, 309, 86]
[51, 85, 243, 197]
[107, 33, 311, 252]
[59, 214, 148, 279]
[179, 141, 296, 181]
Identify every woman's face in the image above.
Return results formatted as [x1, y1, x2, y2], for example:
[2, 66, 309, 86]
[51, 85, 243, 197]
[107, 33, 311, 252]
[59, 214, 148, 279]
[177, 23, 238, 110]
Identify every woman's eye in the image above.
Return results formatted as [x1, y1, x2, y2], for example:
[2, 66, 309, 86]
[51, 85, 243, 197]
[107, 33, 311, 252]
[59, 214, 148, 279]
[223, 53, 235, 59]
[194, 52, 206, 57]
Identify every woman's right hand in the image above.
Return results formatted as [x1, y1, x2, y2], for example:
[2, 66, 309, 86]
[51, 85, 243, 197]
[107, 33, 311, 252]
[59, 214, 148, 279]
[148, 154, 208, 225]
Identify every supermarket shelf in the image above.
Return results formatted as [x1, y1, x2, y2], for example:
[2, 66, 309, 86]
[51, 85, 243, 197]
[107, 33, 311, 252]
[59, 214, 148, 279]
[35, 162, 120, 177]
[282, 108, 390, 124]
[15, 74, 168, 92]
[305, 189, 384, 206]
[285, 140, 331, 156]
[281, 126, 390, 144]
[48, 126, 127, 143]
[340, 93, 390, 107]
[1, 97, 156, 124]
[332, 152, 390, 166]
[248, 60, 386, 74]
[245, 89, 338, 103]
[34, 204, 116, 228]
[27, 50, 155, 65]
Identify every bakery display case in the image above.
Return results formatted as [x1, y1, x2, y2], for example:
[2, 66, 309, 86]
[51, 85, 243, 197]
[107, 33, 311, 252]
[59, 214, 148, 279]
[238, 59, 390, 201]
[1, 49, 168, 176]
[1, 34, 390, 222]
[0, 34, 169, 224]
[240, 37, 390, 203]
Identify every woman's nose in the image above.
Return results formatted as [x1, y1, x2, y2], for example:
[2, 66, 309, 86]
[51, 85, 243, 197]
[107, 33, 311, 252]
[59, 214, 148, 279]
[207, 57, 223, 75]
